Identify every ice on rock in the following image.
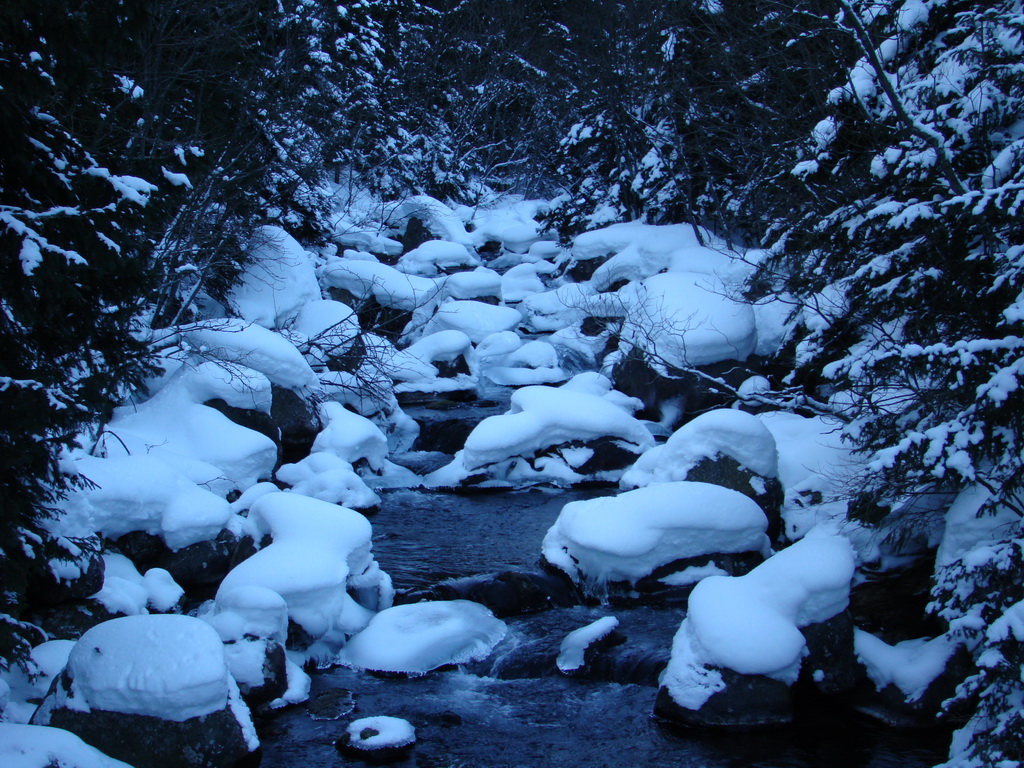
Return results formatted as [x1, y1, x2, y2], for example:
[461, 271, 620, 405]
[618, 272, 757, 368]
[420, 300, 522, 344]
[277, 452, 381, 510]
[72, 455, 232, 551]
[397, 240, 479, 276]
[313, 401, 389, 472]
[557, 616, 619, 673]
[51, 614, 235, 722]
[542, 482, 769, 586]
[227, 225, 321, 329]
[337, 601, 507, 675]
[217, 492, 388, 650]
[662, 535, 856, 710]
[622, 409, 779, 489]
[290, 299, 360, 367]
[460, 379, 654, 473]
[0, 723, 134, 768]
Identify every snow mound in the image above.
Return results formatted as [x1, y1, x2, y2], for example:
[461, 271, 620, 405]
[662, 535, 855, 710]
[854, 630, 958, 702]
[291, 300, 360, 368]
[319, 258, 440, 312]
[0, 723, 134, 768]
[61, 614, 232, 721]
[0, 641, 76, 724]
[398, 240, 479, 276]
[622, 409, 779, 488]
[181, 318, 319, 393]
[387, 194, 475, 247]
[344, 715, 416, 750]
[205, 585, 289, 644]
[460, 379, 653, 472]
[93, 553, 183, 616]
[557, 616, 619, 673]
[437, 267, 502, 302]
[277, 452, 380, 510]
[73, 454, 232, 551]
[618, 272, 757, 368]
[501, 261, 554, 302]
[313, 402, 389, 472]
[228, 225, 321, 329]
[483, 339, 567, 387]
[542, 482, 769, 585]
[337, 600, 507, 675]
[217, 492, 387, 649]
[420, 300, 522, 344]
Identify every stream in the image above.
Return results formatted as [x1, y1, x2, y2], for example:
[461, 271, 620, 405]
[258, 485, 951, 768]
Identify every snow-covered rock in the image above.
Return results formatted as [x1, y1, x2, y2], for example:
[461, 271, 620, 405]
[32, 614, 259, 768]
[277, 452, 381, 511]
[337, 715, 416, 763]
[420, 300, 522, 344]
[397, 240, 479, 276]
[658, 535, 856, 725]
[617, 272, 757, 368]
[557, 616, 620, 675]
[216, 492, 391, 656]
[436, 267, 503, 302]
[542, 482, 769, 588]
[387, 195, 476, 247]
[0, 723, 134, 768]
[290, 299, 360, 368]
[500, 261, 554, 303]
[0, 641, 75, 724]
[72, 455, 233, 551]
[227, 225, 321, 329]
[312, 401, 390, 473]
[320, 258, 441, 312]
[337, 600, 506, 675]
[93, 554, 183, 616]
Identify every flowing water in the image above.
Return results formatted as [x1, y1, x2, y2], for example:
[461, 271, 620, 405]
[258, 485, 951, 768]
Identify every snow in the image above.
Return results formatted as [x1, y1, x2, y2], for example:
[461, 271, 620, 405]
[460, 380, 653, 473]
[420, 300, 522, 344]
[227, 226, 321, 329]
[312, 401, 389, 472]
[437, 267, 502, 302]
[483, 339, 567, 386]
[542, 482, 769, 585]
[935, 484, 1021, 568]
[71, 455, 232, 551]
[618, 272, 757, 368]
[345, 715, 416, 749]
[500, 261, 554, 302]
[54, 615, 234, 722]
[94, 554, 184, 615]
[337, 601, 507, 675]
[205, 585, 289, 644]
[854, 630, 957, 702]
[621, 408, 779, 489]
[181, 318, 319, 393]
[387, 195, 475, 247]
[557, 616, 619, 673]
[277, 452, 380, 510]
[217, 492, 385, 650]
[290, 300, 360, 367]
[398, 240, 479, 276]
[0, 723, 134, 768]
[0, 641, 75, 724]
[662, 535, 856, 710]
[319, 258, 440, 312]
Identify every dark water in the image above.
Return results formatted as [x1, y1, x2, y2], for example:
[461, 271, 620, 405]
[258, 487, 950, 768]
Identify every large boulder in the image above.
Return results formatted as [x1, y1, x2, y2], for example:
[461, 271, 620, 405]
[32, 615, 260, 768]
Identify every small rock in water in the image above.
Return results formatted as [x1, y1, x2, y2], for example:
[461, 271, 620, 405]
[307, 688, 356, 721]
[336, 715, 416, 764]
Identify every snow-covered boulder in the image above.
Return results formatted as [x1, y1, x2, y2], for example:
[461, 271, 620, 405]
[216, 492, 392, 657]
[557, 616, 621, 676]
[337, 601, 507, 675]
[419, 300, 522, 344]
[92, 554, 183, 617]
[617, 272, 757, 369]
[312, 401, 389, 473]
[0, 641, 75, 724]
[227, 225, 321, 329]
[336, 715, 416, 764]
[426, 376, 654, 487]
[0, 723, 134, 768]
[542, 482, 769, 592]
[32, 614, 259, 768]
[397, 240, 479, 276]
[500, 261, 554, 303]
[72, 455, 233, 552]
[656, 535, 856, 727]
[622, 409, 784, 541]
[481, 339, 567, 387]
[436, 267, 502, 302]
[290, 299, 360, 369]
[386, 195, 475, 247]
[277, 453, 381, 511]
